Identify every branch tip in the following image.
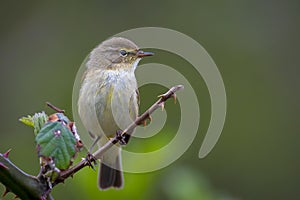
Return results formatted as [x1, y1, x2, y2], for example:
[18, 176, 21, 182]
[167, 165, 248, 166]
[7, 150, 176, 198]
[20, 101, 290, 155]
[171, 84, 184, 92]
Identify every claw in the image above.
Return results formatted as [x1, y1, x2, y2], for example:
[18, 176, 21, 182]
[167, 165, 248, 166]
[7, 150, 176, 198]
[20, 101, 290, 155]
[116, 130, 129, 145]
[3, 149, 12, 158]
[85, 153, 97, 170]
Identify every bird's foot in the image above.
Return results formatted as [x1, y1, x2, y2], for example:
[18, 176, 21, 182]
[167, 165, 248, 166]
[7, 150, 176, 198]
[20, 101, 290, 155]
[85, 153, 97, 170]
[115, 130, 130, 145]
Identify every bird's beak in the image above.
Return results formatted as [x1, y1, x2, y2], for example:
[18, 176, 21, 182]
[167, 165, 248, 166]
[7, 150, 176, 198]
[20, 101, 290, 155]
[136, 50, 154, 58]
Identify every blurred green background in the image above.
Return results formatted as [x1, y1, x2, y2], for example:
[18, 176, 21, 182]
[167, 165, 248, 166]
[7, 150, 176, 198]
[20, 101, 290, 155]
[0, 1, 299, 200]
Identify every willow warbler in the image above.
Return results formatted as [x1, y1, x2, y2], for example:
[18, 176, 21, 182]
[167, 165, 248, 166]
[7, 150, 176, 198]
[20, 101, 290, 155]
[78, 37, 153, 189]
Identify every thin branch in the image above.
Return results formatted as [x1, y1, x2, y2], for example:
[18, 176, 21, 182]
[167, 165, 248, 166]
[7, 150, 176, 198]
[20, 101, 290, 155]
[46, 102, 65, 113]
[0, 85, 184, 198]
[93, 84, 184, 159]
[55, 84, 184, 184]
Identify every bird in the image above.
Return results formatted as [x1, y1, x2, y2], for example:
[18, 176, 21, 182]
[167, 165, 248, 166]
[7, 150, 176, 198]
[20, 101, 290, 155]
[78, 37, 153, 189]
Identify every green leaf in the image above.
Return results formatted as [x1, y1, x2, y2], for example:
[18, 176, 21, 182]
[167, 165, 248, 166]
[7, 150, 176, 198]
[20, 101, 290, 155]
[36, 121, 77, 170]
[19, 115, 34, 127]
[32, 112, 48, 134]
[19, 111, 48, 135]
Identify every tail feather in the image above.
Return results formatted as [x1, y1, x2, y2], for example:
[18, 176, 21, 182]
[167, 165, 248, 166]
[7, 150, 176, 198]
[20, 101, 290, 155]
[98, 154, 123, 189]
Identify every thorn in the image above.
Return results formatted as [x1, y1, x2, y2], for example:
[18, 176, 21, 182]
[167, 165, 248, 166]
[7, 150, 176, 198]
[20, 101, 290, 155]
[160, 102, 165, 111]
[3, 149, 12, 158]
[142, 114, 152, 127]
[0, 162, 8, 170]
[172, 93, 177, 104]
[157, 92, 168, 101]
[148, 115, 152, 122]
[2, 187, 10, 197]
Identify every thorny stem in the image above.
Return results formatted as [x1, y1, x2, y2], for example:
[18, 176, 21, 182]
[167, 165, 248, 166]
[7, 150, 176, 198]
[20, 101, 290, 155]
[55, 85, 183, 184]
[92, 84, 183, 159]
[0, 85, 184, 199]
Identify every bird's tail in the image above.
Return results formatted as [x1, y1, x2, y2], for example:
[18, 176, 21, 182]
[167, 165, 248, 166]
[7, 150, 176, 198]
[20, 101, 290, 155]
[98, 151, 123, 190]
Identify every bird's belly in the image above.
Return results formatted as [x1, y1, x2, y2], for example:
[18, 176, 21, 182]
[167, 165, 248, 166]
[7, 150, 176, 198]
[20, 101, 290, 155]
[95, 81, 137, 137]
[78, 70, 138, 138]
[78, 71, 138, 137]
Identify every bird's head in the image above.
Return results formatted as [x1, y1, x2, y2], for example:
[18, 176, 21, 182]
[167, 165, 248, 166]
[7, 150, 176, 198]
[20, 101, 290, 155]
[87, 37, 153, 70]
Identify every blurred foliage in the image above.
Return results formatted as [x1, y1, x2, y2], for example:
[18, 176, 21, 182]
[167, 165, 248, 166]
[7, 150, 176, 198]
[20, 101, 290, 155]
[0, 1, 299, 200]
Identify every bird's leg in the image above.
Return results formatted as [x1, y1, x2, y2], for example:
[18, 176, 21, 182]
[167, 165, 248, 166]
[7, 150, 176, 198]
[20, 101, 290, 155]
[84, 136, 100, 169]
[89, 135, 101, 153]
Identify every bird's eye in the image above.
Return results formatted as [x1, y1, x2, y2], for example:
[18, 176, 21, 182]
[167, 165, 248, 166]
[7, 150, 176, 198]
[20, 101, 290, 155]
[120, 50, 128, 57]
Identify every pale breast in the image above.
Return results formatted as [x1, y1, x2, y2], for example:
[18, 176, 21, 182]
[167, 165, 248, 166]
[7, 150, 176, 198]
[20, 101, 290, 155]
[78, 68, 139, 138]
